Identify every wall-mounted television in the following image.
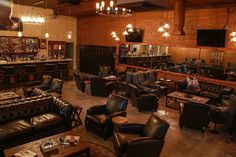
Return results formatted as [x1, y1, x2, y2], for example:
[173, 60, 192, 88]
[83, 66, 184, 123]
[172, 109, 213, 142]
[125, 29, 144, 42]
[197, 29, 226, 48]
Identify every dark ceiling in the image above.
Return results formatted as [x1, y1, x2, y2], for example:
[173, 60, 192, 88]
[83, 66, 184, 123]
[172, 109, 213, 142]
[12, 0, 236, 18]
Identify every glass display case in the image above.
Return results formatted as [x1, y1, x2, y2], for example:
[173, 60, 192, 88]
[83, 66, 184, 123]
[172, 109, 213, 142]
[0, 36, 38, 54]
[48, 41, 66, 58]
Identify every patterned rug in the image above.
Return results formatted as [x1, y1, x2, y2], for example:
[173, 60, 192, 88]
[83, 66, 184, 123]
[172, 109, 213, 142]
[85, 142, 116, 157]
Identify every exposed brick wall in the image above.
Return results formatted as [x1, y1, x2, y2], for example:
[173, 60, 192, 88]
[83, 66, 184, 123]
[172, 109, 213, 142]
[77, 7, 236, 69]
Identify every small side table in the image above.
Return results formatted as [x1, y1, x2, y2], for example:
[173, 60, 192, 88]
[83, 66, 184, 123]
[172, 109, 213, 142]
[112, 116, 128, 131]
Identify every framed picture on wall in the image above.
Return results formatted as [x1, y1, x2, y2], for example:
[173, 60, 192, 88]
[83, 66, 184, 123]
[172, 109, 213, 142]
[39, 39, 47, 49]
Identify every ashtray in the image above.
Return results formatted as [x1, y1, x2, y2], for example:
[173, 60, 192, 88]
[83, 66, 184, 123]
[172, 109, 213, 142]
[185, 93, 193, 98]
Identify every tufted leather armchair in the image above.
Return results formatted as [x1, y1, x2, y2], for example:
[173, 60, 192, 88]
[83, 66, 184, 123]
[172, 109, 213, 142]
[85, 94, 128, 139]
[45, 78, 64, 95]
[113, 112, 169, 157]
[129, 84, 159, 112]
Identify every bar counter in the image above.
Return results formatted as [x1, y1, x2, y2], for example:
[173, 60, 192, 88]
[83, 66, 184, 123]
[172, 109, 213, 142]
[0, 59, 72, 89]
[0, 59, 72, 65]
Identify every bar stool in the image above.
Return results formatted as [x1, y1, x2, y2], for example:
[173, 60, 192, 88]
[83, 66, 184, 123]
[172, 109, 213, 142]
[2, 66, 17, 91]
[44, 64, 56, 77]
[25, 65, 37, 82]
[58, 62, 68, 81]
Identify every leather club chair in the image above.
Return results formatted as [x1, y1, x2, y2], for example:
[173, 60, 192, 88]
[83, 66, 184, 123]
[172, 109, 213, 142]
[129, 84, 158, 112]
[23, 75, 53, 97]
[179, 102, 211, 132]
[106, 81, 130, 97]
[85, 94, 129, 139]
[210, 94, 236, 136]
[113, 112, 170, 157]
[44, 78, 64, 95]
[99, 65, 111, 77]
[73, 71, 89, 93]
[90, 77, 109, 97]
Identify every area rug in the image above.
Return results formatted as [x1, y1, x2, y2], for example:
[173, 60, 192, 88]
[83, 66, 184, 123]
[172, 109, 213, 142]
[85, 141, 116, 157]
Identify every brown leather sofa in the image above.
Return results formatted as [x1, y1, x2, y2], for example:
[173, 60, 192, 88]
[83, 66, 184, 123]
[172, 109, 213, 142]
[113, 112, 169, 157]
[85, 94, 128, 139]
[175, 79, 233, 104]
[0, 92, 81, 151]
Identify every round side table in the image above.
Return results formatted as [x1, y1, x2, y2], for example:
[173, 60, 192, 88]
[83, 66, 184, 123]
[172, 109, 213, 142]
[112, 116, 128, 131]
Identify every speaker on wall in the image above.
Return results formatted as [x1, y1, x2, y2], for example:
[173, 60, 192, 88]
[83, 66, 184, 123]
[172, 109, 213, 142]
[58, 0, 80, 5]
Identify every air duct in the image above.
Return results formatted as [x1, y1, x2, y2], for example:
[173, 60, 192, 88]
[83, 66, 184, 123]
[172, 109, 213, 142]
[173, 0, 185, 35]
[0, 1, 13, 26]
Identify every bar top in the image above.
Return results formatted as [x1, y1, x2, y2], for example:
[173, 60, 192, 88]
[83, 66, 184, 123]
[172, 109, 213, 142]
[0, 59, 72, 65]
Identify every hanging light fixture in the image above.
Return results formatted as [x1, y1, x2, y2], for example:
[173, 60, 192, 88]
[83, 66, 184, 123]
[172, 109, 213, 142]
[17, 0, 22, 37]
[45, 0, 49, 38]
[110, 31, 120, 41]
[96, 0, 132, 17]
[67, 6, 73, 39]
[230, 21, 236, 42]
[162, 32, 170, 37]
[123, 24, 136, 35]
[157, 0, 171, 37]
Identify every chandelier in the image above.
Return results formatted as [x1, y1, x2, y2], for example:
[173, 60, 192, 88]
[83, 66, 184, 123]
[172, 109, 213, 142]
[21, 16, 45, 24]
[96, 0, 132, 17]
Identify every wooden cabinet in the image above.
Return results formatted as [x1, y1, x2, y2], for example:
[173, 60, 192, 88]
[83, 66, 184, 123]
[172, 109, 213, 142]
[48, 41, 66, 57]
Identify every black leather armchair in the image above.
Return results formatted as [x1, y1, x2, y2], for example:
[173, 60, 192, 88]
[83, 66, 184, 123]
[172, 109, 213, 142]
[106, 81, 130, 97]
[113, 112, 169, 157]
[179, 102, 211, 132]
[210, 94, 236, 136]
[85, 94, 128, 139]
[129, 84, 158, 112]
[23, 75, 52, 97]
[43, 78, 64, 95]
[73, 71, 89, 93]
[90, 77, 109, 97]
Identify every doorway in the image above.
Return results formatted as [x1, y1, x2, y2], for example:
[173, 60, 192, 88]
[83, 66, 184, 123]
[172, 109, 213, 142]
[65, 42, 74, 59]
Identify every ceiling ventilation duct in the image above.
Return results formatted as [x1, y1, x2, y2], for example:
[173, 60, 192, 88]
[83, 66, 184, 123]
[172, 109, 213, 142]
[116, 0, 168, 11]
[0, 1, 13, 26]
[173, 0, 185, 35]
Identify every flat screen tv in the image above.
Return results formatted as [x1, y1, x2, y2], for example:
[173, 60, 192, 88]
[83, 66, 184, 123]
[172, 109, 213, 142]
[125, 29, 144, 42]
[197, 29, 226, 48]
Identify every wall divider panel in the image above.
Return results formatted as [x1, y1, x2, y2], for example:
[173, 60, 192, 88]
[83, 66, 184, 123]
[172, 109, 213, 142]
[79, 45, 116, 75]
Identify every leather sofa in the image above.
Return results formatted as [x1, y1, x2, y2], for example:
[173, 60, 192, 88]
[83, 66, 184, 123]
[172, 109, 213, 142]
[179, 102, 211, 132]
[0, 93, 81, 150]
[85, 94, 128, 139]
[175, 79, 233, 104]
[113, 112, 170, 157]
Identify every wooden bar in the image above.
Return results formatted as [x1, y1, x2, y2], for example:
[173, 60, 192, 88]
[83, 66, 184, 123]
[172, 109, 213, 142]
[0, 59, 72, 89]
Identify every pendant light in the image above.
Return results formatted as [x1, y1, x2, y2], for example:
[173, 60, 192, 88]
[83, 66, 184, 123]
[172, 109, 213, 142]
[17, 0, 22, 37]
[67, 7, 73, 39]
[45, 0, 49, 39]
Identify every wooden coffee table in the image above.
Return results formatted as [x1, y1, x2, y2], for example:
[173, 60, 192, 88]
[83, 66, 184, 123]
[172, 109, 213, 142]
[166, 91, 210, 110]
[0, 92, 21, 102]
[4, 130, 89, 157]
